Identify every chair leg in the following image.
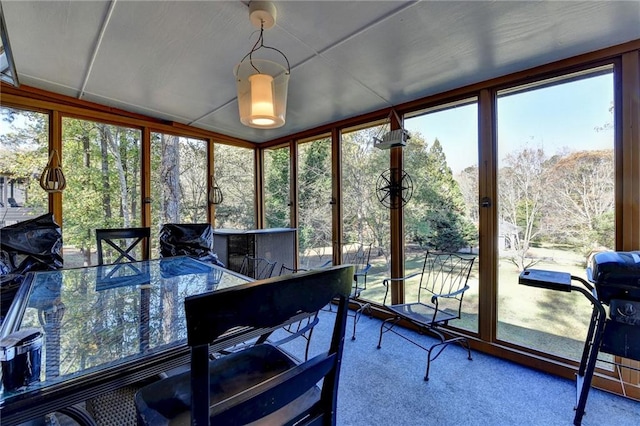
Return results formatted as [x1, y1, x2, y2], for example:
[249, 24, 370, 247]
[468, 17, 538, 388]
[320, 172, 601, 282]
[377, 316, 401, 349]
[424, 336, 472, 381]
[304, 325, 314, 361]
[350, 300, 371, 340]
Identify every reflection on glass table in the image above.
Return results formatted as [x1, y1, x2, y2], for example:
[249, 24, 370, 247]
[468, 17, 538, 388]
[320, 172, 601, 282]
[0, 256, 251, 425]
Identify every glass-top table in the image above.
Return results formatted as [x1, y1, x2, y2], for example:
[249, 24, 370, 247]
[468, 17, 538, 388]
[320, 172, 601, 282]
[0, 256, 253, 425]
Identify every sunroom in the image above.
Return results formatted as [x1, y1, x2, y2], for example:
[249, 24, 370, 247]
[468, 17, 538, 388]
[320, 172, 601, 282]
[1, 1, 639, 424]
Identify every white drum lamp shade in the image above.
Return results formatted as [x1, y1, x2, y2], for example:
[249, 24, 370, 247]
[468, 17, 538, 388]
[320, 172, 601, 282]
[235, 59, 289, 128]
[234, 1, 290, 129]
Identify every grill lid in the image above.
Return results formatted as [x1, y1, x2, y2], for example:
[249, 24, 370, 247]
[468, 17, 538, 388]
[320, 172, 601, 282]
[588, 251, 640, 303]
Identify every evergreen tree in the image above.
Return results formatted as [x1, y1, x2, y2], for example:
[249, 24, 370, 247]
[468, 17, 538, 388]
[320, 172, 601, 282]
[404, 136, 476, 251]
[264, 148, 290, 228]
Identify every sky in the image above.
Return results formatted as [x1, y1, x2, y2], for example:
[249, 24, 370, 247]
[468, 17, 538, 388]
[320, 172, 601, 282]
[405, 71, 614, 174]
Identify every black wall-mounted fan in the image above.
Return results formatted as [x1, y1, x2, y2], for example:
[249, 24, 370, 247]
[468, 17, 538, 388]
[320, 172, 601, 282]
[375, 168, 413, 209]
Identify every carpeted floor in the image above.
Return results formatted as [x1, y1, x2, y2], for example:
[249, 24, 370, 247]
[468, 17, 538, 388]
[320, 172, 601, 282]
[277, 309, 640, 426]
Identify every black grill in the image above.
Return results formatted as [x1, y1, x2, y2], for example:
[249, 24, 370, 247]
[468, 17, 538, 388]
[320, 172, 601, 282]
[519, 253, 640, 426]
[588, 251, 640, 304]
[588, 251, 640, 361]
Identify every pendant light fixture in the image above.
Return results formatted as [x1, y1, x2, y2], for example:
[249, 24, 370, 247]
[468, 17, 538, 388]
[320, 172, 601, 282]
[209, 176, 223, 205]
[234, 1, 290, 129]
[39, 149, 66, 193]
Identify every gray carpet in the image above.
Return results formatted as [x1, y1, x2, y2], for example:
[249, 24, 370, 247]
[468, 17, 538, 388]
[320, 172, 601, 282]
[276, 309, 640, 426]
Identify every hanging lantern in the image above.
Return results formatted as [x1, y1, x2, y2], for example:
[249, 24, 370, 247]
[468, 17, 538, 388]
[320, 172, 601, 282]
[39, 149, 66, 193]
[209, 176, 223, 205]
[234, 1, 290, 129]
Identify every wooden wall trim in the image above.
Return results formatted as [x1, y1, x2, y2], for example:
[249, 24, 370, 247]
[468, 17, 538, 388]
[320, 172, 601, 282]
[619, 50, 640, 251]
[141, 128, 151, 229]
[255, 148, 264, 229]
[332, 127, 342, 266]
[208, 137, 215, 224]
[1, 88, 253, 148]
[289, 140, 300, 267]
[478, 89, 497, 342]
[389, 116, 404, 305]
[50, 110, 62, 227]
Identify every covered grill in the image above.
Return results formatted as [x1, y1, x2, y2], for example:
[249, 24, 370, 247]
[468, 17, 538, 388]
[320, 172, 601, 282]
[587, 251, 640, 361]
[519, 251, 640, 426]
[588, 251, 640, 303]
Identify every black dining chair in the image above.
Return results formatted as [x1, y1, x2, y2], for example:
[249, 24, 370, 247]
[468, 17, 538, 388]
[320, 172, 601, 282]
[322, 243, 373, 340]
[278, 264, 316, 360]
[88, 226, 152, 425]
[135, 265, 354, 425]
[95, 227, 150, 265]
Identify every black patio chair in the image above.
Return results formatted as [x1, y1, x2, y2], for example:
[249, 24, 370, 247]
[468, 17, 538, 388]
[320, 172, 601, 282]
[239, 254, 276, 280]
[377, 250, 476, 381]
[1, 213, 63, 323]
[135, 265, 353, 425]
[158, 223, 224, 267]
[323, 243, 373, 340]
[95, 227, 150, 265]
[279, 264, 315, 360]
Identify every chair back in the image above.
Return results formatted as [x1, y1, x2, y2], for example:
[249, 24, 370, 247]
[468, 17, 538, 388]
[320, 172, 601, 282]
[342, 243, 371, 275]
[185, 265, 354, 425]
[158, 223, 223, 266]
[95, 227, 150, 265]
[418, 251, 475, 307]
[239, 254, 276, 280]
[343, 243, 372, 295]
[278, 264, 307, 276]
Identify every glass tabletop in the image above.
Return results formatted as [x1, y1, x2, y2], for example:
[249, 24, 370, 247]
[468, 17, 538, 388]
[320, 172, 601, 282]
[0, 256, 250, 399]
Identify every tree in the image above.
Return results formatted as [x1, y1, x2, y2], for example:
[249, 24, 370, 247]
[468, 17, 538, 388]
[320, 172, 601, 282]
[498, 147, 548, 270]
[457, 165, 479, 224]
[0, 107, 49, 212]
[58, 118, 143, 265]
[298, 139, 332, 260]
[545, 150, 614, 251]
[159, 134, 181, 224]
[405, 136, 477, 252]
[214, 144, 255, 229]
[341, 125, 390, 256]
[264, 147, 290, 228]
[176, 138, 208, 223]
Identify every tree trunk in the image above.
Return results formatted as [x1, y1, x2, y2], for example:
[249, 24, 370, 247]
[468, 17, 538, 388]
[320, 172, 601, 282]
[162, 135, 181, 223]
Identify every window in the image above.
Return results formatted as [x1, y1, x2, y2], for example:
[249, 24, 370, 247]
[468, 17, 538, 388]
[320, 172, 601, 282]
[150, 133, 209, 255]
[341, 123, 390, 304]
[62, 117, 142, 267]
[496, 66, 615, 360]
[404, 99, 479, 332]
[213, 143, 255, 229]
[0, 106, 48, 225]
[263, 144, 291, 229]
[297, 137, 332, 269]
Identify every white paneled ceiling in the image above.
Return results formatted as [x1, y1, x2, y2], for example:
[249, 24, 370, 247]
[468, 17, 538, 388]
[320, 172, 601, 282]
[2, 1, 639, 143]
